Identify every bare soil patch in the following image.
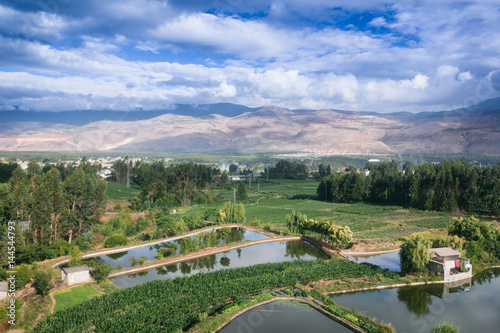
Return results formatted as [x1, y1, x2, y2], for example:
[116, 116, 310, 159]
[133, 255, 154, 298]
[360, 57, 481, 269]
[349, 239, 401, 252]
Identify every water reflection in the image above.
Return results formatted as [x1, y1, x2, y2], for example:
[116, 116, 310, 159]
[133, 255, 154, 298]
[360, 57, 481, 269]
[111, 240, 328, 288]
[331, 268, 500, 333]
[396, 285, 436, 316]
[219, 300, 353, 333]
[285, 240, 326, 259]
[97, 227, 269, 268]
[344, 250, 400, 272]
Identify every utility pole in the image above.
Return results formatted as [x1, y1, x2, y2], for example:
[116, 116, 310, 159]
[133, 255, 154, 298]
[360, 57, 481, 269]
[233, 188, 236, 204]
[126, 157, 130, 188]
[258, 179, 260, 192]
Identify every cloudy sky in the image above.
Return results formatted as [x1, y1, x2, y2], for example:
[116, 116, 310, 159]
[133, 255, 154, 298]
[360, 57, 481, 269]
[1, 0, 500, 113]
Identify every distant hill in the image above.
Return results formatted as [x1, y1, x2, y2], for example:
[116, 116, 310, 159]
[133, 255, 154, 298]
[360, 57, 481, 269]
[0, 98, 499, 155]
[0, 103, 261, 126]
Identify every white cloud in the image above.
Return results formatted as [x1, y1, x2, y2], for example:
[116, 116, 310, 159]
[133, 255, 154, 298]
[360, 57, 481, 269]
[369, 17, 387, 27]
[437, 65, 459, 78]
[1, 1, 500, 112]
[458, 71, 472, 82]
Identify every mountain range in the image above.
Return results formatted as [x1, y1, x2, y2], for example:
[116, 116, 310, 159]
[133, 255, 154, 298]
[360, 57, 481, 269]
[0, 98, 499, 155]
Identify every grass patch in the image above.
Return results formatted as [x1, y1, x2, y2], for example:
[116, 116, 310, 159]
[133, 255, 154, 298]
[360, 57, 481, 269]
[106, 182, 141, 201]
[53, 285, 102, 313]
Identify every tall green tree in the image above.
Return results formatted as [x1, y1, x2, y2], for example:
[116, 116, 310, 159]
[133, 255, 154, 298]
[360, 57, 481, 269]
[219, 202, 246, 224]
[399, 235, 432, 273]
[62, 168, 106, 243]
[7, 166, 31, 223]
[236, 182, 247, 200]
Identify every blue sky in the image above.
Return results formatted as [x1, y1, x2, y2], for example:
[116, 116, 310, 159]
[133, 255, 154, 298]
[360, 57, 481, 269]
[0, 0, 499, 112]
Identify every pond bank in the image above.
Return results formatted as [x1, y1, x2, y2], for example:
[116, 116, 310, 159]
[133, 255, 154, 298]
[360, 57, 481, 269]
[50, 224, 274, 268]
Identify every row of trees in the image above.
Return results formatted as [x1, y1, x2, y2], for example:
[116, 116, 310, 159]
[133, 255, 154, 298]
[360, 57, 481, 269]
[0, 160, 107, 266]
[286, 210, 352, 248]
[133, 161, 225, 208]
[317, 159, 500, 215]
[266, 160, 308, 180]
[448, 216, 500, 262]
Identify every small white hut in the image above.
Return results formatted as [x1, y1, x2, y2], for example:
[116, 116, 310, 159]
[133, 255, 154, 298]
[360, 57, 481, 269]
[61, 265, 91, 286]
[429, 247, 472, 282]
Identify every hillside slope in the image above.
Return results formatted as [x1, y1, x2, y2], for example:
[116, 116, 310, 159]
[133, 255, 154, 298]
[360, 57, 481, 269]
[0, 99, 499, 155]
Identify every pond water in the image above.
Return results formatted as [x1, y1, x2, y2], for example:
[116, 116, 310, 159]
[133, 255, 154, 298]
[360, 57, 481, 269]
[111, 239, 327, 288]
[98, 227, 269, 268]
[344, 250, 400, 272]
[219, 300, 354, 333]
[331, 268, 500, 333]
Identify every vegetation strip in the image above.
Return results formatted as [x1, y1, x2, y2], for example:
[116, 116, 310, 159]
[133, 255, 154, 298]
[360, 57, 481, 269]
[33, 258, 397, 332]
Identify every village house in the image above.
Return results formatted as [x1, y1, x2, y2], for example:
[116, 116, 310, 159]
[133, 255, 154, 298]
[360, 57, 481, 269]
[428, 247, 472, 282]
[61, 265, 92, 286]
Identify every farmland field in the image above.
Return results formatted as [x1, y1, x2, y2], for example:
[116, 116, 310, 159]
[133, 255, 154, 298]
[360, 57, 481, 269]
[167, 179, 454, 240]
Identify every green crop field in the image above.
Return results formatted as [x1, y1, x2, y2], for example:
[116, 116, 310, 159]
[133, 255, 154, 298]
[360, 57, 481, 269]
[53, 285, 102, 313]
[106, 182, 141, 201]
[168, 180, 455, 240]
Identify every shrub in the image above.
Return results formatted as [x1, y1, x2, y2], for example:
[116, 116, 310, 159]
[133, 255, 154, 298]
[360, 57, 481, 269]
[74, 236, 92, 252]
[34, 268, 52, 297]
[86, 258, 113, 281]
[104, 235, 128, 248]
[68, 246, 82, 267]
[128, 256, 138, 267]
[250, 219, 261, 228]
[15, 264, 33, 290]
[362, 323, 383, 333]
[431, 321, 460, 333]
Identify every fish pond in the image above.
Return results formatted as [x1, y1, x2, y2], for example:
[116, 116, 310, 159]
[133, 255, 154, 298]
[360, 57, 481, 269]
[111, 239, 328, 288]
[97, 227, 269, 269]
[219, 300, 354, 333]
[331, 268, 500, 333]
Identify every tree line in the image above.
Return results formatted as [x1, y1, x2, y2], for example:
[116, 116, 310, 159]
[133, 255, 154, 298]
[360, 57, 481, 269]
[0, 159, 106, 266]
[317, 158, 500, 215]
[286, 210, 353, 248]
[131, 161, 226, 209]
[265, 159, 308, 180]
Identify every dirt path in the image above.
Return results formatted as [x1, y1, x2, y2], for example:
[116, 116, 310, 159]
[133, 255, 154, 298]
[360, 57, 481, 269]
[49, 292, 56, 314]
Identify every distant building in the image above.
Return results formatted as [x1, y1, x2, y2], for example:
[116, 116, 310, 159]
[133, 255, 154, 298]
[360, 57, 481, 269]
[247, 173, 262, 178]
[61, 265, 92, 286]
[228, 175, 241, 181]
[368, 159, 381, 163]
